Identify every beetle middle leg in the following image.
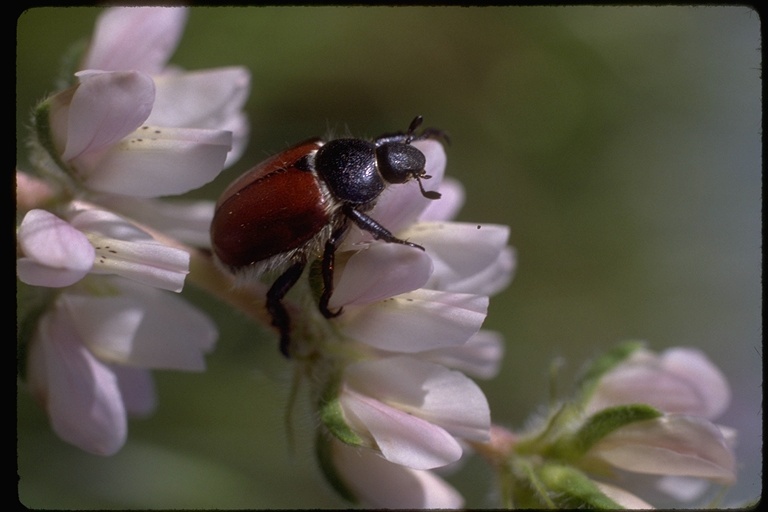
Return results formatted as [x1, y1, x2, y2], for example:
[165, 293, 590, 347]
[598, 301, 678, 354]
[266, 261, 305, 357]
[318, 227, 347, 319]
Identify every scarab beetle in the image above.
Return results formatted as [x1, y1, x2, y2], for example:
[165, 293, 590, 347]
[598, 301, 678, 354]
[210, 116, 445, 357]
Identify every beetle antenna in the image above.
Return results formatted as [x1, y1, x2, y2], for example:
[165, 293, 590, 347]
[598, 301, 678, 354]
[415, 173, 441, 200]
[405, 116, 424, 144]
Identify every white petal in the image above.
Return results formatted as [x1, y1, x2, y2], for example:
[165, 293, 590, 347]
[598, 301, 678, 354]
[79, 125, 232, 197]
[221, 112, 250, 168]
[61, 279, 216, 370]
[147, 67, 251, 130]
[345, 357, 491, 441]
[339, 289, 487, 352]
[418, 177, 465, 222]
[330, 243, 433, 308]
[100, 195, 215, 247]
[589, 415, 736, 484]
[402, 221, 512, 293]
[28, 307, 127, 456]
[341, 389, 463, 469]
[655, 475, 710, 502]
[17, 209, 94, 287]
[83, 6, 188, 73]
[440, 245, 515, 296]
[659, 347, 731, 419]
[63, 71, 155, 161]
[112, 365, 157, 417]
[593, 481, 654, 509]
[332, 440, 464, 509]
[415, 330, 505, 379]
[586, 347, 731, 419]
[70, 208, 189, 292]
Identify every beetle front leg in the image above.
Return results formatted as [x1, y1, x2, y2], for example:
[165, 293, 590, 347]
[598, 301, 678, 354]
[342, 204, 425, 251]
[266, 261, 305, 357]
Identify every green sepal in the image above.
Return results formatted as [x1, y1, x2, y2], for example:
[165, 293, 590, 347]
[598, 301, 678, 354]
[574, 341, 646, 404]
[537, 462, 625, 509]
[31, 94, 78, 190]
[549, 404, 663, 460]
[317, 373, 363, 447]
[314, 430, 358, 504]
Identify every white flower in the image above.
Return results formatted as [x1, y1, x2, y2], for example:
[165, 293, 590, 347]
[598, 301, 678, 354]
[81, 6, 250, 168]
[17, 207, 190, 292]
[310, 136, 513, 508]
[585, 346, 731, 419]
[48, 69, 235, 198]
[329, 437, 464, 509]
[17, 209, 95, 288]
[26, 277, 216, 455]
[580, 345, 736, 504]
[328, 139, 512, 360]
[36, 6, 250, 244]
[339, 356, 491, 470]
[17, 6, 246, 456]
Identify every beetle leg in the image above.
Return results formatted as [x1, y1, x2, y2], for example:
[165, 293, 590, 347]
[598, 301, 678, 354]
[266, 261, 305, 357]
[319, 227, 346, 319]
[342, 204, 425, 251]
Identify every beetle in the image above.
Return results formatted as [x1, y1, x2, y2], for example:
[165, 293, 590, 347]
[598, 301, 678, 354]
[210, 116, 445, 357]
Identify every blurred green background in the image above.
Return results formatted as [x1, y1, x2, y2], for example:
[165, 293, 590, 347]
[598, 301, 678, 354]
[17, 6, 760, 509]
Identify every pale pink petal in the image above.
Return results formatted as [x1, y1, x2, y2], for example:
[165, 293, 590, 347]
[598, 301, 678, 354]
[345, 357, 490, 441]
[147, 67, 251, 129]
[63, 71, 155, 161]
[341, 389, 463, 469]
[83, 6, 188, 73]
[415, 330, 505, 380]
[586, 347, 731, 419]
[660, 347, 731, 419]
[101, 195, 215, 247]
[438, 245, 514, 296]
[61, 278, 216, 370]
[332, 440, 464, 509]
[329, 243, 433, 308]
[339, 289, 487, 352]
[589, 415, 736, 484]
[655, 475, 710, 502]
[70, 208, 189, 292]
[17, 209, 94, 287]
[112, 365, 156, 417]
[28, 307, 127, 456]
[593, 481, 654, 509]
[79, 125, 232, 197]
[401, 221, 512, 294]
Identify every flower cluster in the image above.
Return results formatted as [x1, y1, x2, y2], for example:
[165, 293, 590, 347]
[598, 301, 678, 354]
[281, 139, 515, 508]
[18, 6, 740, 510]
[16, 6, 250, 455]
[483, 342, 736, 509]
